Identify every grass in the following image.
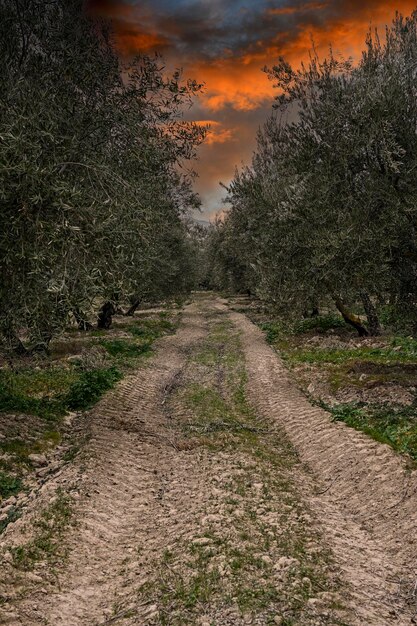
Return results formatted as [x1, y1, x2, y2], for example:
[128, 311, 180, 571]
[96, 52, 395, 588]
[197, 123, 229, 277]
[0, 471, 22, 498]
[282, 345, 417, 365]
[0, 366, 123, 420]
[100, 339, 152, 359]
[254, 310, 417, 461]
[11, 488, 73, 570]
[322, 401, 417, 461]
[64, 366, 123, 410]
[128, 315, 176, 341]
[259, 314, 351, 345]
[0, 310, 179, 515]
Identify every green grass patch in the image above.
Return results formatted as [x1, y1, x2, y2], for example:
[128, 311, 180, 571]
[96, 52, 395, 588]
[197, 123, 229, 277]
[128, 316, 176, 341]
[322, 401, 417, 460]
[293, 314, 348, 334]
[283, 345, 417, 365]
[100, 339, 152, 358]
[64, 367, 122, 410]
[0, 471, 22, 498]
[0, 365, 123, 419]
[0, 368, 77, 420]
[259, 315, 348, 345]
[11, 489, 73, 570]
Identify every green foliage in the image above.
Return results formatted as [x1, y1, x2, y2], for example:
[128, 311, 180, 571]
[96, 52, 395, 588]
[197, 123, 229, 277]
[259, 322, 286, 344]
[100, 339, 152, 358]
[128, 317, 176, 341]
[209, 10, 417, 332]
[64, 367, 122, 411]
[260, 315, 347, 344]
[0, 471, 22, 499]
[285, 344, 417, 365]
[0, 365, 121, 417]
[11, 489, 73, 570]
[0, 1, 205, 352]
[0, 368, 76, 419]
[323, 402, 417, 460]
[293, 315, 347, 334]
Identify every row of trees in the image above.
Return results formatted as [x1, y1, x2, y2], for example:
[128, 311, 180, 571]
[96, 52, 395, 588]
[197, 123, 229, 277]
[0, 0, 205, 353]
[207, 11, 417, 336]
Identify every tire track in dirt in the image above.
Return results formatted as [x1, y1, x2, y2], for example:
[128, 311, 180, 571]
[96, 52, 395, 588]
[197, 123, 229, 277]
[2, 295, 416, 626]
[0, 302, 208, 626]
[230, 306, 417, 625]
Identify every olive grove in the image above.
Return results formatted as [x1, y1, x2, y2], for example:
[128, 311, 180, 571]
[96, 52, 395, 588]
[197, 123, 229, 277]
[207, 11, 417, 335]
[0, 0, 205, 352]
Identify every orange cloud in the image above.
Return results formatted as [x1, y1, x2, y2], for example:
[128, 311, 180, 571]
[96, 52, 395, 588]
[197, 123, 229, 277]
[195, 121, 236, 145]
[86, 0, 417, 216]
[114, 29, 169, 55]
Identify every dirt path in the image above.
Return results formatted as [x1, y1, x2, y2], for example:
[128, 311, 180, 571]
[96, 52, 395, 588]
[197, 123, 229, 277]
[0, 294, 416, 625]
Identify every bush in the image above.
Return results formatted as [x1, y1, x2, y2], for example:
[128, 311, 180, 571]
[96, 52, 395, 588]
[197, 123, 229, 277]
[0, 471, 22, 499]
[64, 367, 122, 411]
[293, 314, 348, 334]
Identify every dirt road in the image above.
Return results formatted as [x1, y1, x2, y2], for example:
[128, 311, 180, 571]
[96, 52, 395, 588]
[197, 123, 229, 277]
[1, 294, 416, 625]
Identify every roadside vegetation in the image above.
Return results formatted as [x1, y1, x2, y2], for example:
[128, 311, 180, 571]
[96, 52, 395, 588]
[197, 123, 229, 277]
[206, 11, 417, 340]
[0, 0, 204, 355]
[0, 309, 179, 515]
[236, 298, 417, 464]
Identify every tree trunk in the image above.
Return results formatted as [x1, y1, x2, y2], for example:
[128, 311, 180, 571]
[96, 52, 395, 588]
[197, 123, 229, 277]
[73, 308, 93, 331]
[334, 297, 369, 337]
[97, 301, 116, 330]
[4, 328, 29, 356]
[360, 291, 381, 336]
[125, 299, 141, 317]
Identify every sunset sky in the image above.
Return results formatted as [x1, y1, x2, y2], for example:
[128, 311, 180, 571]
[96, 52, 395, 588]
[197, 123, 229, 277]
[89, 0, 417, 219]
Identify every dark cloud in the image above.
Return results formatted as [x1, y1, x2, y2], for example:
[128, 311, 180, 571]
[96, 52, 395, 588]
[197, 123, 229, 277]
[88, 0, 417, 218]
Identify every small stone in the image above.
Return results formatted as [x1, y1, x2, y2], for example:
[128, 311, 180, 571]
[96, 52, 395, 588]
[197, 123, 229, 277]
[274, 617, 283, 625]
[274, 556, 298, 571]
[2, 551, 13, 564]
[307, 383, 315, 394]
[0, 513, 8, 523]
[26, 572, 44, 584]
[192, 537, 211, 546]
[28, 454, 48, 468]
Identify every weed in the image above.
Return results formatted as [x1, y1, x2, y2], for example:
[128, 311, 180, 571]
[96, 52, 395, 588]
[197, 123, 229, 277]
[65, 367, 122, 410]
[11, 489, 73, 570]
[293, 314, 348, 334]
[321, 401, 417, 460]
[0, 471, 22, 499]
[128, 317, 175, 341]
[0, 506, 21, 533]
[283, 346, 417, 365]
[100, 339, 152, 358]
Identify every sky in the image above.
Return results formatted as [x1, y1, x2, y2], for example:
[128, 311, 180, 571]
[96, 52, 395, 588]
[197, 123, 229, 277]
[88, 0, 417, 220]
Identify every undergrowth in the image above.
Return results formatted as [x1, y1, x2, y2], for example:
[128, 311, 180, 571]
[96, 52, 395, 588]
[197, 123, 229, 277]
[0, 471, 22, 498]
[321, 401, 417, 461]
[11, 489, 74, 570]
[0, 311, 178, 507]
[256, 308, 417, 465]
